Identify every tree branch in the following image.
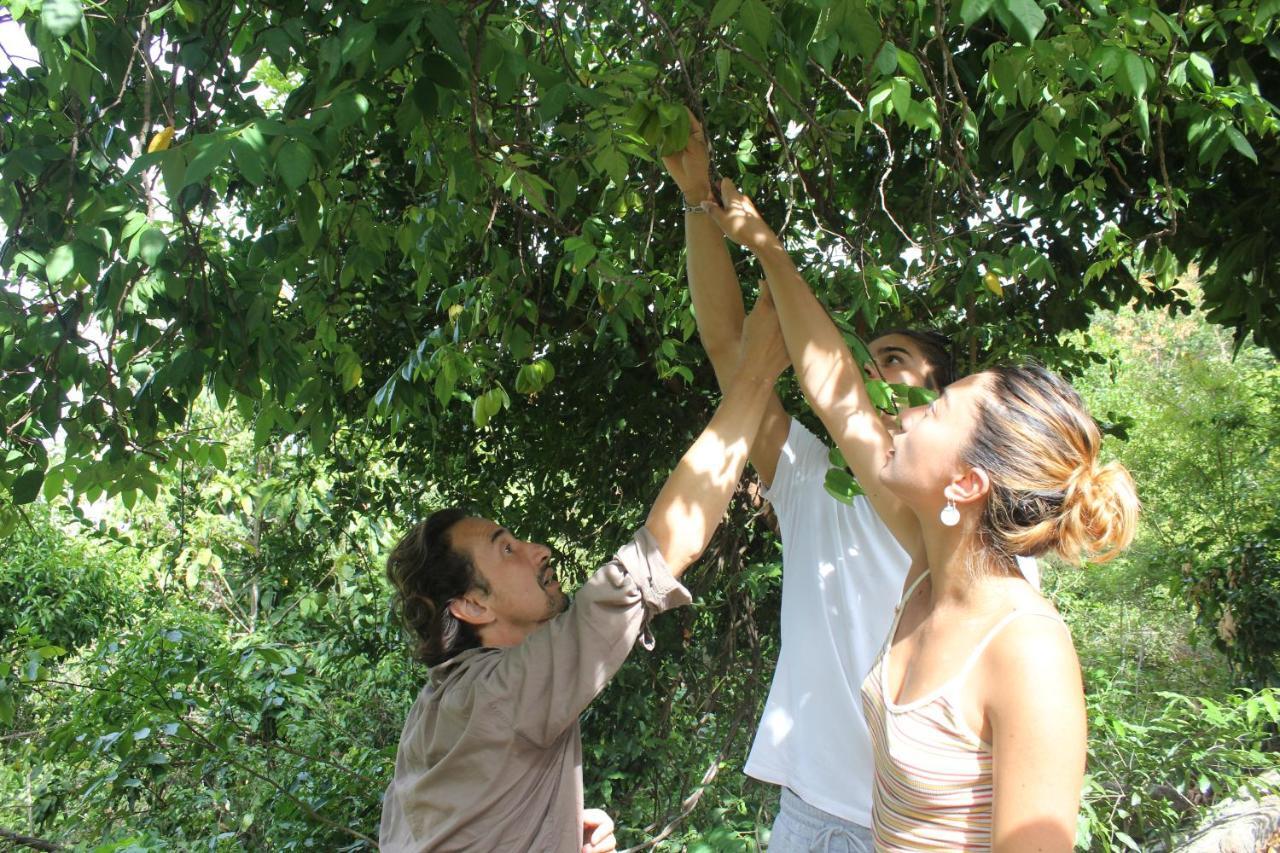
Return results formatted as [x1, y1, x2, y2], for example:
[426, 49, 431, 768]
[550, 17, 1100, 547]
[0, 827, 64, 852]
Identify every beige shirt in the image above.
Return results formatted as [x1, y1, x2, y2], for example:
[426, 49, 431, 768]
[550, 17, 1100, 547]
[379, 527, 690, 852]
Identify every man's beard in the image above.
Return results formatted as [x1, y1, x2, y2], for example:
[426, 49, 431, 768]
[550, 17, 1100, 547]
[552, 589, 570, 614]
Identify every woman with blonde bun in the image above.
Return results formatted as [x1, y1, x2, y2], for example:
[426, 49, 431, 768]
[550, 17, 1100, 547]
[701, 178, 1139, 852]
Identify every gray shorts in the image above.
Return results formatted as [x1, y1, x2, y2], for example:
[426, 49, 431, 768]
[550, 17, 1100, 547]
[767, 788, 873, 853]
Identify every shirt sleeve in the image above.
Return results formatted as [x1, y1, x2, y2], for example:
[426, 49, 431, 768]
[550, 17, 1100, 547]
[483, 527, 692, 747]
[759, 418, 834, 522]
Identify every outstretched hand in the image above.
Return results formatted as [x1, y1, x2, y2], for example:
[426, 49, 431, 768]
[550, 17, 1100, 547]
[660, 108, 715, 204]
[701, 178, 782, 254]
[739, 282, 789, 384]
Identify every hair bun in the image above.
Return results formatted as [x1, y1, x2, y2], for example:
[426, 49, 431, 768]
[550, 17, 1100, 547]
[1058, 460, 1140, 564]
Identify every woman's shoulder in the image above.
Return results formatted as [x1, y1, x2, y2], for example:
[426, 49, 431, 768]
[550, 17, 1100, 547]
[981, 591, 1080, 701]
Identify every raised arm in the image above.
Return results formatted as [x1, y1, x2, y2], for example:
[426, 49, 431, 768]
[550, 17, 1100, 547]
[661, 112, 789, 485]
[702, 179, 919, 551]
[645, 289, 789, 575]
[492, 297, 786, 746]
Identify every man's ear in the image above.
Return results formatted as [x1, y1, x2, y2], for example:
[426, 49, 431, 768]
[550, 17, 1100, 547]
[944, 467, 990, 506]
[448, 594, 494, 627]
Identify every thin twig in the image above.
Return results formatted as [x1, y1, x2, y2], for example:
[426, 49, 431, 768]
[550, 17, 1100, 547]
[809, 59, 919, 250]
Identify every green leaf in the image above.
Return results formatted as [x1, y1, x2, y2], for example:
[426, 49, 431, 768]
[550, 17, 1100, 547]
[895, 50, 926, 88]
[991, 54, 1021, 99]
[160, 148, 188, 198]
[890, 77, 911, 118]
[505, 324, 534, 361]
[659, 106, 691, 157]
[423, 6, 467, 67]
[515, 170, 553, 214]
[515, 359, 555, 394]
[410, 79, 439, 117]
[740, 0, 773, 48]
[184, 136, 229, 186]
[594, 148, 627, 187]
[823, 466, 865, 504]
[421, 52, 464, 89]
[903, 385, 937, 407]
[715, 47, 731, 90]
[276, 140, 314, 191]
[138, 228, 168, 266]
[42, 465, 64, 501]
[1187, 52, 1214, 88]
[11, 466, 44, 505]
[230, 138, 267, 186]
[709, 0, 743, 27]
[1254, 0, 1280, 29]
[1224, 126, 1257, 163]
[295, 184, 321, 250]
[0, 682, 13, 727]
[1011, 125, 1032, 170]
[46, 244, 75, 283]
[538, 83, 571, 122]
[960, 0, 996, 26]
[1133, 97, 1151, 146]
[41, 0, 82, 37]
[339, 21, 375, 66]
[810, 32, 839, 69]
[328, 92, 371, 131]
[873, 44, 898, 76]
[995, 0, 1046, 42]
[1032, 118, 1056, 156]
[83, 226, 112, 255]
[337, 349, 362, 392]
[846, 0, 883, 60]
[1119, 51, 1149, 99]
[866, 379, 895, 411]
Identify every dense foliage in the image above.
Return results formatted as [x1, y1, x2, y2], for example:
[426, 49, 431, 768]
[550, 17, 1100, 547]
[1, 0, 1278, 519]
[1079, 301, 1280, 686]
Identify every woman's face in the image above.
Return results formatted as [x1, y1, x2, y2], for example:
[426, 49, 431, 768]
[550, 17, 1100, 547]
[879, 373, 987, 509]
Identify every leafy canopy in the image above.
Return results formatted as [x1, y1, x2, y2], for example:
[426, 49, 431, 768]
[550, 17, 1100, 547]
[1, 0, 1277, 515]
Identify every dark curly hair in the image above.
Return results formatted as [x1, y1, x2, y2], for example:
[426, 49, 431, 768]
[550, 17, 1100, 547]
[386, 508, 490, 666]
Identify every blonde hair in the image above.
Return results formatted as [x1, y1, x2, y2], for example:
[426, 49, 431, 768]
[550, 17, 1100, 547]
[964, 366, 1139, 564]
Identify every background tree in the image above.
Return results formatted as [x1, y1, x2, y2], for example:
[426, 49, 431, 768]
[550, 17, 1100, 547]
[1078, 294, 1280, 686]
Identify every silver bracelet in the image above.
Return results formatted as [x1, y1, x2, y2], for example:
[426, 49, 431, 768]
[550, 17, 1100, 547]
[684, 202, 707, 214]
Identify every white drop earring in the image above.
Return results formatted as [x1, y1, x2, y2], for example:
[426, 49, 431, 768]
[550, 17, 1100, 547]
[940, 498, 960, 527]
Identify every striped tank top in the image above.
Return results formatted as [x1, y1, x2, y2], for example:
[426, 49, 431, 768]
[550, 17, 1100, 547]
[859, 571, 1065, 851]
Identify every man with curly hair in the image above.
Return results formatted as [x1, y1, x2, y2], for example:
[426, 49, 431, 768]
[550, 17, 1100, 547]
[379, 293, 789, 851]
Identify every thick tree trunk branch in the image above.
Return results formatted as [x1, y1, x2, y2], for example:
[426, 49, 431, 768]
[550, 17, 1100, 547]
[0, 827, 65, 852]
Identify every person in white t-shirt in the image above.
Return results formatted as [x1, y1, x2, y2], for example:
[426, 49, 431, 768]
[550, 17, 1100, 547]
[661, 115, 1036, 851]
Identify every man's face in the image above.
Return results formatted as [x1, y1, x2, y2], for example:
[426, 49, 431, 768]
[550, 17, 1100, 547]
[449, 517, 567, 643]
[865, 333, 936, 390]
[866, 333, 937, 432]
